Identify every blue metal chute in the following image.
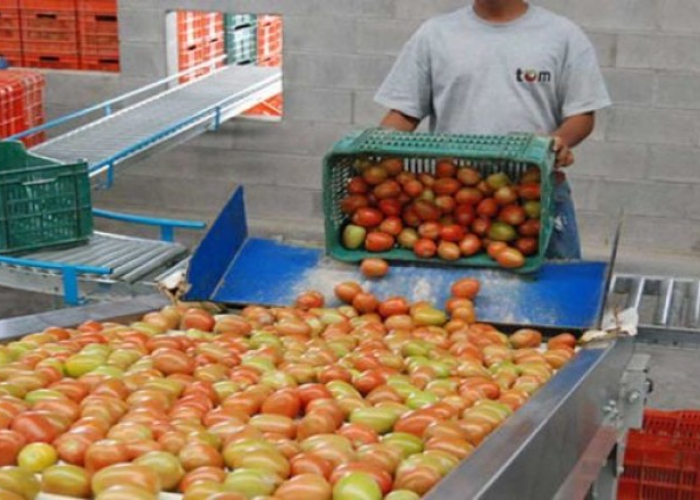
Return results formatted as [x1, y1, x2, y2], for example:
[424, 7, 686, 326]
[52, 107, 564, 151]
[185, 187, 609, 330]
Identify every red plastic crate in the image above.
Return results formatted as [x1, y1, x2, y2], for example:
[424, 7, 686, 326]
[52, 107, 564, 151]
[19, 0, 76, 11]
[258, 53, 282, 68]
[0, 47, 22, 66]
[0, 0, 19, 8]
[24, 52, 79, 69]
[177, 11, 206, 48]
[80, 54, 118, 72]
[20, 9, 77, 39]
[78, 11, 118, 56]
[244, 93, 283, 118]
[0, 11, 21, 42]
[0, 69, 45, 145]
[76, 0, 115, 12]
[203, 11, 223, 42]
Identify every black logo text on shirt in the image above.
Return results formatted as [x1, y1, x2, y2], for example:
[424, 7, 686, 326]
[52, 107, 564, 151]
[516, 68, 552, 83]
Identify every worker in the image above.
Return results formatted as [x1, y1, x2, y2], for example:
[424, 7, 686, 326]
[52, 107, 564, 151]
[375, 0, 611, 259]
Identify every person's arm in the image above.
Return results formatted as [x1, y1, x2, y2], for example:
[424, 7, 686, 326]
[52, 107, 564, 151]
[551, 112, 595, 168]
[381, 110, 421, 132]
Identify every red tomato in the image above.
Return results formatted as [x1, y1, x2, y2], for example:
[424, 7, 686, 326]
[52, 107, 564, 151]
[0, 430, 25, 466]
[85, 440, 130, 472]
[401, 206, 421, 227]
[433, 178, 460, 196]
[179, 466, 226, 492]
[451, 278, 481, 299]
[337, 423, 379, 447]
[495, 248, 526, 269]
[360, 259, 389, 279]
[457, 167, 481, 186]
[380, 158, 403, 176]
[296, 412, 338, 440]
[378, 297, 409, 318]
[341, 194, 371, 216]
[378, 199, 402, 217]
[437, 241, 461, 261]
[413, 239, 437, 259]
[352, 293, 379, 314]
[347, 177, 368, 194]
[515, 237, 538, 256]
[365, 232, 394, 252]
[519, 219, 541, 237]
[403, 180, 424, 198]
[362, 166, 389, 186]
[435, 160, 456, 179]
[476, 198, 499, 218]
[297, 384, 333, 408]
[547, 333, 577, 350]
[317, 366, 352, 385]
[295, 291, 325, 310]
[519, 183, 541, 200]
[373, 180, 401, 200]
[180, 310, 215, 332]
[261, 389, 302, 419]
[434, 195, 456, 215]
[11, 411, 59, 444]
[290, 453, 333, 479]
[454, 187, 483, 206]
[471, 217, 491, 236]
[334, 282, 363, 304]
[54, 432, 93, 466]
[413, 200, 440, 222]
[499, 205, 527, 226]
[352, 208, 384, 228]
[275, 473, 332, 500]
[378, 216, 403, 236]
[494, 186, 519, 206]
[330, 462, 393, 495]
[417, 222, 441, 241]
[487, 242, 509, 259]
[458, 234, 482, 257]
[440, 224, 466, 243]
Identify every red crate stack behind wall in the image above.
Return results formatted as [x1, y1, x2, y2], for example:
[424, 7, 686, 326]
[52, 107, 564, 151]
[0, 0, 22, 67]
[178, 11, 224, 84]
[19, 0, 79, 70]
[245, 14, 283, 118]
[0, 68, 45, 147]
[77, 0, 119, 72]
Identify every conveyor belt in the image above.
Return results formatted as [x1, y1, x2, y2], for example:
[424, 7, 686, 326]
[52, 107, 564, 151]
[30, 65, 281, 178]
[609, 273, 700, 342]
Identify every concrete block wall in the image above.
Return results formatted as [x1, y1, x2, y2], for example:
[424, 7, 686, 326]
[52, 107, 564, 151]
[42, 0, 700, 257]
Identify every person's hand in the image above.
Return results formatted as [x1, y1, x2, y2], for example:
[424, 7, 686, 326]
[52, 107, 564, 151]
[551, 136, 575, 168]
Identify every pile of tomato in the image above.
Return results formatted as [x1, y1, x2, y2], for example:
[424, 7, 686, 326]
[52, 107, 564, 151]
[340, 158, 543, 268]
[0, 278, 576, 500]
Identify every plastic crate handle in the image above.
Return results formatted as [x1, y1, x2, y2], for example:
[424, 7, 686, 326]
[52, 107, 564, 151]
[22, 178, 57, 186]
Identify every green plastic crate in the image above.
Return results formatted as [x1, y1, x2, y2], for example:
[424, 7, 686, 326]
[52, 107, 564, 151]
[323, 129, 556, 273]
[0, 141, 93, 255]
[224, 13, 257, 29]
[224, 18, 258, 65]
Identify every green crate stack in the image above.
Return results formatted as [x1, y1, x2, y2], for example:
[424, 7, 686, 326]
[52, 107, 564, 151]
[0, 141, 93, 254]
[224, 14, 257, 65]
[323, 129, 556, 273]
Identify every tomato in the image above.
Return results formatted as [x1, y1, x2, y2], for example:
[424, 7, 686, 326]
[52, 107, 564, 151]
[458, 234, 482, 257]
[11, 411, 59, 443]
[515, 237, 538, 256]
[275, 473, 332, 500]
[403, 180, 424, 198]
[340, 195, 370, 216]
[179, 466, 226, 492]
[476, 198, 499, 218]
[413, 200, 440, 222]
[181, 310, 215, 332]
[454, 187, 484, 206]
[435, 160, 456, 179]
[471, 217, 491, 237]
[456, 167, 481, 186]
[523, 200, 541, 219]
[380, 158, 403, 176]
[352, 293, 379, 314]
[0, 466, 40, 500]
[92, 463, 161, 496]
[134, 451, 185, 492]
[261, 389, 301, 419]
[42, 464, 91, 499]
[519, 183, 541, 201]
[360, 258, 389, 279]
[153, 349, 196, 376]
[450, 278, 480, 300]
[487, 241, 509, 259]
[495, 248, 526, 269]
[362, 166, 389, 186]
[439, 224, 465, 243]
[499, 204, 527, 226]
[296, 291, 325, 310]
[394, 465, 442, 496]
[178, 441, 224, 471]
[437, 241, 461, 261]
[378, 216, 403, 236]
[17, 442, 57, 472]
[95, 485, 158, 500]
[297, 384, 333, 408]
[494, 186, 519, 206]
[378, 199, 402, 217]
[338, 423, 380, 447]
[296, 412, 339, 440]
[394, 412, 442, 438]
[417, 222, 441, 241]
[332, 472, 382, 500]
[544, 349, 575, 369]
[331, 462, 393, 495]
[519, 219, 541, 237]
[0, 431, 24, 467]
[413, 239, 437, 259]
[85, 439, 130, 472]
[433, 178, 460, 196]
[433, 195, 455, 215]
[347, 177, 369, 194]
[374, 180, 401, 200]
[378, 297, 409, 318]
[425, 436, 474, 459]
[365, 232, 395, 252]
[548, 333, 577, 350]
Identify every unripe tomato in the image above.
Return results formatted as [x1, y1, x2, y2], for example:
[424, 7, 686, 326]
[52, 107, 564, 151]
[17, 442, 58, 472]
[42, 464, 91, 498]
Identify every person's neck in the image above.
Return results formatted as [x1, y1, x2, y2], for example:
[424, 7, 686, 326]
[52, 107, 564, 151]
[473, 0, 529, 23]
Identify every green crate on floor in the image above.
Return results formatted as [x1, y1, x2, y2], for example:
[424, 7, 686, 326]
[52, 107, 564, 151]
[323, 128, 556, 273]
[0, 141, 93, 254]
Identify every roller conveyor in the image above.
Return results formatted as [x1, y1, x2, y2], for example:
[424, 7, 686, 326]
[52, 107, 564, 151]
[29, 65, 282, 178]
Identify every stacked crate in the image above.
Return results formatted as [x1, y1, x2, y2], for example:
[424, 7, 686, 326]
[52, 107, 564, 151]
[19, 0, 80, 70]
[245, 14, 283, 118]
[0, 0, 22, 67]
[224, 14, 257, 66]
[178, 11, 224, 83]
[77, 0, 119, 72]
[0, 68, 45, 147]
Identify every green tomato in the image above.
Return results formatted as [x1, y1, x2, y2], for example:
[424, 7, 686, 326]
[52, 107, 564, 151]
[332, 472, 382, 500]
[17, 443, 58, 473]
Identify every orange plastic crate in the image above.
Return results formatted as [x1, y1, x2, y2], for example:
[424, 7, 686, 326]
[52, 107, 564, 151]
[78, 11, 118, 56]
[203, 11, 223, 42]
[80, 54, 118, 72]
[24, 52, 79, 69]
[0, 46, 22, 66]
[21, 9, 77, 38]
[0, 0, 19, 8]
[19, 0, 76, 11]
[0, 10, 21, 42]
[76, 0, 115, 12]
[258, 53, 282, 68]
[0, 69, 45, 145]
[244, 93, 283, 118]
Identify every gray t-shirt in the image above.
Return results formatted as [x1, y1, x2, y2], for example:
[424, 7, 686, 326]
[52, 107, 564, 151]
[375, 5, 611, 134]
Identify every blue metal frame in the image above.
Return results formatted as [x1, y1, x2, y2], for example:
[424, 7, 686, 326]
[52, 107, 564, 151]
[92, 209, 206, 242]
[0, 254, 111, 307]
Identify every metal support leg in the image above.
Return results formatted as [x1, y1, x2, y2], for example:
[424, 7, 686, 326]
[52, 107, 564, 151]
[62, 268, 80, 307]
[160, 226, 175, 243]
